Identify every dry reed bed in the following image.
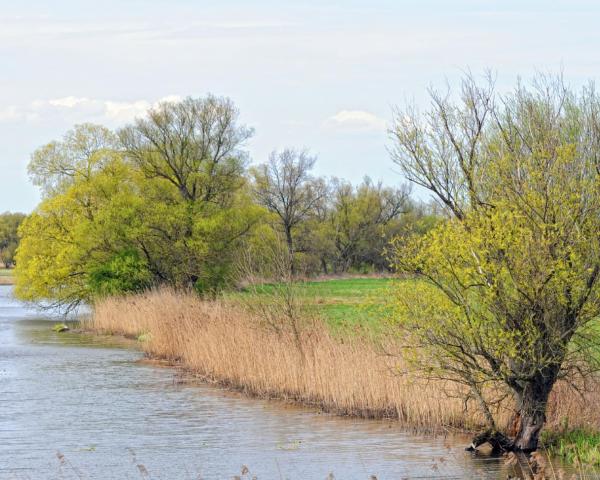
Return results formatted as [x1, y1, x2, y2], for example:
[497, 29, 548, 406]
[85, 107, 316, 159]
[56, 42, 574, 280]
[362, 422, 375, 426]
[88, 288, 600, 433]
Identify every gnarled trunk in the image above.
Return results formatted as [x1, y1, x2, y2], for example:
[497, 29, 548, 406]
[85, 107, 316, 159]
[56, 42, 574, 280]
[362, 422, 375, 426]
[468, 367, 560, 453]
[512, 374, 556, 452]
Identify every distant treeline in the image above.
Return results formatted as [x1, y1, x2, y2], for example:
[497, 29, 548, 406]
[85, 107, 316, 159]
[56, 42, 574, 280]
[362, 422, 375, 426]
[14, 96, 439, 308]
[0, 212, 25, 268]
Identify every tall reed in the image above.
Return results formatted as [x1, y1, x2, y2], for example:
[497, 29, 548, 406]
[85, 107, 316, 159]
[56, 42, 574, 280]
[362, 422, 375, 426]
[88, 288, 600, 433]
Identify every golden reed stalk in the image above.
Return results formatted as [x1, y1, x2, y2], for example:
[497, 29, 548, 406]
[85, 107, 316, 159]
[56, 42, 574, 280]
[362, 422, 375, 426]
[88, 288, 600, 433]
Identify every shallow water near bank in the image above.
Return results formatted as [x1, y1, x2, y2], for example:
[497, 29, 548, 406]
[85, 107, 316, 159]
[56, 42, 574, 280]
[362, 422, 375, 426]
[0, 285, 586, 479]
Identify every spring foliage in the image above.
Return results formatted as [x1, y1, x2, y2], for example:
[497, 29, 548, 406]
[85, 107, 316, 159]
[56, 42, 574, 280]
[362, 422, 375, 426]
[15, 99, 262, 307]
[390, 74, 600, 450]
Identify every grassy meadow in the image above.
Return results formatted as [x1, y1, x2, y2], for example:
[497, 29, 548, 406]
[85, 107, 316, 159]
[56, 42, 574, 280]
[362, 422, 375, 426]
[0, 268, 14, 285]
[230, 277, 397, 335]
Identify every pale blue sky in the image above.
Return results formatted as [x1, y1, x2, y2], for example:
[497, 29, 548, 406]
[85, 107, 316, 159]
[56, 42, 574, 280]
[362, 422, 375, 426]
[2, 0, 600, 212]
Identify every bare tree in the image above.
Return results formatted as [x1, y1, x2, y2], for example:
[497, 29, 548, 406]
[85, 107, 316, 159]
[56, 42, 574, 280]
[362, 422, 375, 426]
[252, 149, 328, 274]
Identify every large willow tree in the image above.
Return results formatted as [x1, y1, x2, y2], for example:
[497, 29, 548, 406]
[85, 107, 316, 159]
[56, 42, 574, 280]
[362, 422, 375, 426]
[390, 74, 600, 452]
[16, 97, 262, 308]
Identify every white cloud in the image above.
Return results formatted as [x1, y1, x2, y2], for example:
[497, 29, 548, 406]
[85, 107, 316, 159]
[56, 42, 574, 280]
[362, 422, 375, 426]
[103, 100, 152, 122]
[47, 96, 93, 108]
[324, 110, 387, 133]
[0, 95, 182, 125]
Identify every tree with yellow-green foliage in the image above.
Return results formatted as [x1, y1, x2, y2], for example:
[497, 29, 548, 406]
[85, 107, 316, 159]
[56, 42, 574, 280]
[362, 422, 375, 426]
[15, 96, 263, 309]
[390, 74, 600, 452]
[326, 177, 411, 273]
[16, 146, 149, 309]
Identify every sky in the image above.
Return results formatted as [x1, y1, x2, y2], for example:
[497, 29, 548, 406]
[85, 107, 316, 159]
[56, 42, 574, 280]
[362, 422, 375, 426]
[2, 0, 600, 212]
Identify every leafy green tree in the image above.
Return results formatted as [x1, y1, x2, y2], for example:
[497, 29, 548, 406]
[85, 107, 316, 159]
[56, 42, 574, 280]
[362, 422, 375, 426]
[390, 74, 600, 451]
[16, 98, 263, 305]
[119, 95, 260, 289]
[295, 208, 336, 275]
[327, 177, 411, 272]
[28, 123, 119, 196]
[0, 212, 26, 268]
[15, 155, 147, 309]
[251, 149, 328, 274]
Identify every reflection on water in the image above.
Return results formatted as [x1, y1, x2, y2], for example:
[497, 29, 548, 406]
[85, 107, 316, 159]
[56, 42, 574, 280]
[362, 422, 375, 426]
[0, 286, 559, 479]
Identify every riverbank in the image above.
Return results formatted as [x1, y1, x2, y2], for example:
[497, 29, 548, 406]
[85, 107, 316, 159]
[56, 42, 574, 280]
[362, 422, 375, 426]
[88, 288, 475, 430]
[88, 287, 600, 443]
[6, 285, 496, 479]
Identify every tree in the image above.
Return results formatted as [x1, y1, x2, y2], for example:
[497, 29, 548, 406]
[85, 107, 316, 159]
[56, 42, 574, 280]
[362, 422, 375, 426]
[16, 99, 263, 306]
[0, 212, 26, 268]
[16, 153, 149, 309]
[328, 177, 411, 272]
[119, 95, 253, 204]
[28, 123, 120, 196]
[252, 149, 328, 273]
[118, 96, 259, 289]
[389, 74, 600, 452]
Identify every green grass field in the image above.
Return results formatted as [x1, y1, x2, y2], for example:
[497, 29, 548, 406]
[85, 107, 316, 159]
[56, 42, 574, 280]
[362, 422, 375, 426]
[233, 277, 398, 333]
[0, 268, 14, 285]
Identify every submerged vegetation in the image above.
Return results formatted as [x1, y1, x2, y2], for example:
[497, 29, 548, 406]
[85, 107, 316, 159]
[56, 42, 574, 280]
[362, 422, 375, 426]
[52, 323, 69, 333]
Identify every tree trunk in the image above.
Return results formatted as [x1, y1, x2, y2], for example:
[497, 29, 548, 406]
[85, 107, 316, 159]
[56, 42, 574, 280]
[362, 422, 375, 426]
[320, 257, 328, 275]
[512, 370, 558, 452]
[284, 225, 295, 275]
[467, 369, 559, 454]
[512, 392, 549, 452]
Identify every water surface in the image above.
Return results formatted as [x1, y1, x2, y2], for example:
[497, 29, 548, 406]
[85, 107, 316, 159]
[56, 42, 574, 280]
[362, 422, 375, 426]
[0, 285, 546, 479]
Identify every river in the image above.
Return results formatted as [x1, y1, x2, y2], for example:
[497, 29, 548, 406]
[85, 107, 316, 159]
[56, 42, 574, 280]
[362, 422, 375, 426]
[0, 285, 560, 479]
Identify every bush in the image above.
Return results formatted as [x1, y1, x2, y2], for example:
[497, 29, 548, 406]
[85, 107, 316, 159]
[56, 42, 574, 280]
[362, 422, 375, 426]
[88, 249, 152, 297]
